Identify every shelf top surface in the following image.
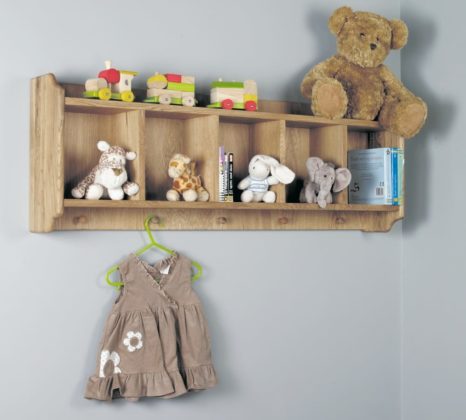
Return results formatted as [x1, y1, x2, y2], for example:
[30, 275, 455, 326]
[64, 97, 384, 131]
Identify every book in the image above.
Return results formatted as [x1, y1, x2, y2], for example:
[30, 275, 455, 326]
[348, 148, 394, 205]
[218, 146, 225, 202]
[397, 148, 405, 206]
[227, 153, 234, 202]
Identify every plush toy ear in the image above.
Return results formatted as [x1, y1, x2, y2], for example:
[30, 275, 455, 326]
[306, 157, 324, 182]
[97, 140, 110, 152]
[126, 151, 136, 161]
[172, 153, 191, 164]
[333, 168, 352, 192]
[251, 154, 279, 168]
[390, 19, 408, 49]
[328, 6, 353, 35]
[271, 165, 295, 185]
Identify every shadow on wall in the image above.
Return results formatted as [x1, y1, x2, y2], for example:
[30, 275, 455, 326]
[401, 8, 456, 234]
[281, 7, 336, 105]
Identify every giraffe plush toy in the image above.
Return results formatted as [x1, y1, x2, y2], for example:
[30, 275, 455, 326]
[166, 153, 209, 202]
[71, 140, 140, 200]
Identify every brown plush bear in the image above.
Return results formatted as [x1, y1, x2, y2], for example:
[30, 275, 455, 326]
[301, 6, 427, 139]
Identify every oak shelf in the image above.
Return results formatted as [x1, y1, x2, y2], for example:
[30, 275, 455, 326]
[30, 73, 406, 232]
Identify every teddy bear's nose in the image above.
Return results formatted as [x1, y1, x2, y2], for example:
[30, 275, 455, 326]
[370, 43, 377, 50]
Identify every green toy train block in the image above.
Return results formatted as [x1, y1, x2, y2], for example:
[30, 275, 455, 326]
[211, 81, 244, 88]
[166, 82, 195, 92]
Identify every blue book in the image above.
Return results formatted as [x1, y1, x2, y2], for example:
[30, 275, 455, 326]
[392, 148, 399, 205]
[348, 148, 393, 205]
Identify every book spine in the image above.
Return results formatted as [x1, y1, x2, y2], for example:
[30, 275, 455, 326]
[398, 148, 405, 206]
[218, 146, 225, 202]
[223, 152, 228, 202]
[228, 153, 234, 202]
[384, 148, 392, 205]
[392, 148, 399, 205]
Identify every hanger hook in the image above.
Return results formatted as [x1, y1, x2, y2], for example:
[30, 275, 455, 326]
[144, 214, 157, 244]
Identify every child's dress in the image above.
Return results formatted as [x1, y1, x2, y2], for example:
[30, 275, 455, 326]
[85, 252, 217, 401]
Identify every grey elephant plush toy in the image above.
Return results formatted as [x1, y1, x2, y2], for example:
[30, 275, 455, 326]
[299, 157, 351, 208]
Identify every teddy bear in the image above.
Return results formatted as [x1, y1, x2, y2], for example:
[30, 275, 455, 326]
[238, 155, 295, 203]
[166, 153, 209, 202]
[299, 157, 351, 208]
[301, 6, 427, 139]
[71, 140, 139, 200]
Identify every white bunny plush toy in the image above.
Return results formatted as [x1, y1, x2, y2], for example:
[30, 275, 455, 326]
[238, 155, 295, 203]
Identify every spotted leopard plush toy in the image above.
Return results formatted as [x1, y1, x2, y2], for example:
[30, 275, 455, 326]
[71, 140, 139, 200]
[166, 153, 209, 202]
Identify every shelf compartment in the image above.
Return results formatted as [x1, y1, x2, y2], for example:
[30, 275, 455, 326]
[218, 119, 286, 202]
[284, 125, 348, 204]
[63, 109, 145, 200]
[145, 114, 218, 200]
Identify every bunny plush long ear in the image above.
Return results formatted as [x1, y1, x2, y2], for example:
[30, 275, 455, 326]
[251, 154, 279, 168]
[333, 168, 352, 192]
[271, 164, 295, 185]
[306, 157, 324, 182]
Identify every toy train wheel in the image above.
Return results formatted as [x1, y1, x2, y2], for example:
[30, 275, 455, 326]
[121, 91, 135, 102]
[221, 99, 234, 110]
[159, 94, 171, 105]
[245, 100, 257, 111]
[98, 87, 111, 101]
[182, 96, 195, 107]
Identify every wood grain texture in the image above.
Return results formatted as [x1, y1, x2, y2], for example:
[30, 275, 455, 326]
[30, 74, 65, 232]
[31, 74, 408, 232]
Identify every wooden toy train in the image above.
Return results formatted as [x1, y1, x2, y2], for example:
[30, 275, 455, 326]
[83, 62, 258, 111]
[84, 60, 138, 102]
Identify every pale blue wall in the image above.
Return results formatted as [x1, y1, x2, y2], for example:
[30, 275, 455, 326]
[401, 1, 466, 419]
[0, 1, 404, 420]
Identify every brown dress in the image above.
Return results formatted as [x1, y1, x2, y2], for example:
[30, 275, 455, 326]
[85, 252, 217, 401]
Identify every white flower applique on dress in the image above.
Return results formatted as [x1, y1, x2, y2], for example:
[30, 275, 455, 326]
[123, 331, 143, 352]
[99, 350, 122, 378]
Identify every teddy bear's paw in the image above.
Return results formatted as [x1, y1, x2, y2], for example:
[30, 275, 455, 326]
[263, 191, 276, 203]
[85, 184, 104, 200]
[197, 190, 209, 202]
[183, 189, 198, 202]
[311, 79, 348, 119]
[241, 190, 254, 203]
[123, 182, 139, 197]
[166, 189, 180, 201]
[393, 101, 427, 139]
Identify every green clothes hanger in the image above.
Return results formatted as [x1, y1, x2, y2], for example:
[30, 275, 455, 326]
[105, 214, 203, 289]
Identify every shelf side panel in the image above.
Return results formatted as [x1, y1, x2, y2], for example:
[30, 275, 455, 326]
[184, 115, 219, 203]
[30, 74, 65, 232]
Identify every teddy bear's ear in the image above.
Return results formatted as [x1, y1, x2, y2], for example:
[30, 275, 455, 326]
[390, 19, 409, 49]
[328, 6, 353, 35]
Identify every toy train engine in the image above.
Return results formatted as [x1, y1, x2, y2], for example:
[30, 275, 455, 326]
[144, 73, 196, 107]
[84, 60, 138, 102]
[207, 79, 258, 111]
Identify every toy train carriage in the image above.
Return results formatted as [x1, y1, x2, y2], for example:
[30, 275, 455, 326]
[84, 60, 138, 102]
[207, 79, 258, 111]
[144, 73, 196, 107]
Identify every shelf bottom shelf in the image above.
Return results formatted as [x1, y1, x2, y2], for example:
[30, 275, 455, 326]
[63, 199, 399, 212]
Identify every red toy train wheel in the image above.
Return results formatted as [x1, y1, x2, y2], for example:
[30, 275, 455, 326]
[245, 100, 257, 111]
[221, 99, 234, 110]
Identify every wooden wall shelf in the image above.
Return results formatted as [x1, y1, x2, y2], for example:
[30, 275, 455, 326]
[30, 73, 406, 232]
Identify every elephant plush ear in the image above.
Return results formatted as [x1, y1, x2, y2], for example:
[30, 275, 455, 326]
[328, 6, 353, 35]
[390, 19, 409, 49]
[97, 140, 110, 152]
[333, 168, 352, 192]
[306, 157, 324, 182]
